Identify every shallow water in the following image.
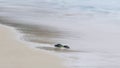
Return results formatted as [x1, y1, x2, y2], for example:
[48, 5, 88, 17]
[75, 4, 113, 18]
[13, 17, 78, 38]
[0, 0, 120, 68]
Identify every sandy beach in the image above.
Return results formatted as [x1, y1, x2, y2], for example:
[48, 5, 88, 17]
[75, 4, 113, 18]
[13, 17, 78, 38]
[1, 0, 120, 68]
[0, 24, 65, 68]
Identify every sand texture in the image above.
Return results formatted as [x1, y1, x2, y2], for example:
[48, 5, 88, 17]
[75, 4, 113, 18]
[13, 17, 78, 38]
[0, 24, 65, 68]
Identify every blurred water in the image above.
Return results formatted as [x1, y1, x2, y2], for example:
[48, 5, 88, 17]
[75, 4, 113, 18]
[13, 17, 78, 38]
[0, 0, 120, 68]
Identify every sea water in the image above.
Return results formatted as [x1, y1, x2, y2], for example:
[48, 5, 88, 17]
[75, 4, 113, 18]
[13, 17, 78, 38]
[0, 0, 120, 68]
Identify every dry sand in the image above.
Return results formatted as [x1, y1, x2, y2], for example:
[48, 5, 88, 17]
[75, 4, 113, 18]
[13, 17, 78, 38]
[0, 24, 65, 68]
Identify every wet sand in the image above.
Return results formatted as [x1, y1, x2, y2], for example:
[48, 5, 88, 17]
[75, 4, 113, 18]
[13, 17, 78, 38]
[0, 18, 71, 44]
[0, 24, 65, 68]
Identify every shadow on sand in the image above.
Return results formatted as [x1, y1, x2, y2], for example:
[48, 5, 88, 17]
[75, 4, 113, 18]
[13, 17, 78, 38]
[36, 46, 82, 53]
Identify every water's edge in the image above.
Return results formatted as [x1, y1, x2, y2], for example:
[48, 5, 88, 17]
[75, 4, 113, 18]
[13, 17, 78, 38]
[0, 22, 76, 68]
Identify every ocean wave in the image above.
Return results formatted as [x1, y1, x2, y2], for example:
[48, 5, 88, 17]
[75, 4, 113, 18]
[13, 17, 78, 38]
[0, 0, 120, 14]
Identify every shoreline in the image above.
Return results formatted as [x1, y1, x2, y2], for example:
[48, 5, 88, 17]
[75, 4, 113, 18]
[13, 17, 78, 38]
[0, 24, 66, 68]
